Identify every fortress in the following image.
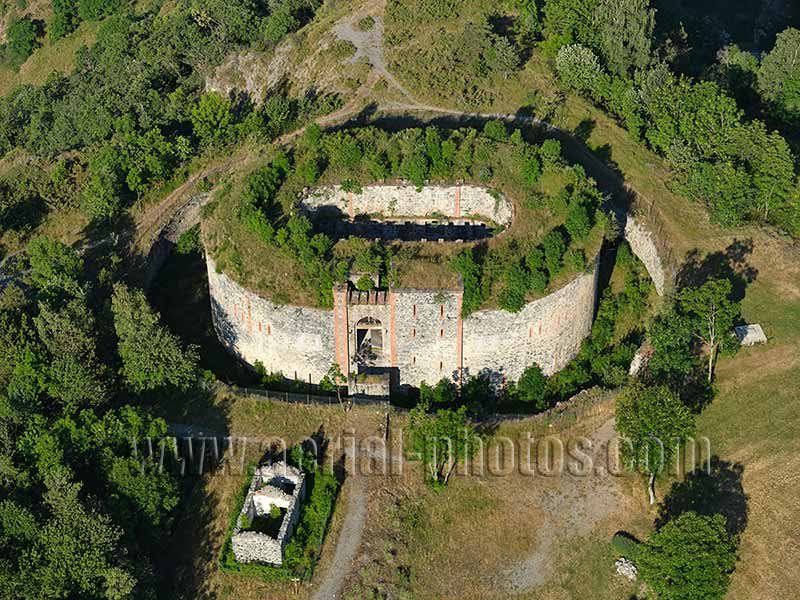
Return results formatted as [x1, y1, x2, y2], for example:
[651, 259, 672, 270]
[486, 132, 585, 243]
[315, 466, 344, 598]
[206, 184, 601, 391]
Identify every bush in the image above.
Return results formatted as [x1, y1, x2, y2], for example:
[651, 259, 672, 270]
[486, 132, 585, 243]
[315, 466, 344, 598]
[355, 275, 374, 291]
[516, 363, 548, 409]
[612, 532, 641, 560]
[6, 17, 40, 69]
[358, 15, 375, 31]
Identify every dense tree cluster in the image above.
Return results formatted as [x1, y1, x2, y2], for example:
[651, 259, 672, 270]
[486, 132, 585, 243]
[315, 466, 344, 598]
[0, 236, 199, 598]
[545, 1, 800, 234]
[0, 0, 334, 246]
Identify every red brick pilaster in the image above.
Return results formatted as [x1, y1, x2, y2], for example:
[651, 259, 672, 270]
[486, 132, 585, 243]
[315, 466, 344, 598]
[454, 184, 461, 219]
[389, 291, 398, 371]
[333, 285, 350, 377]
[348, 191, 355, 221]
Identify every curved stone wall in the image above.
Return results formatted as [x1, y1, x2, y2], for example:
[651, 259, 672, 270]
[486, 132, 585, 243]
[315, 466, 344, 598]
[462, 255, 599, 382]
[206, 254, 599, 389]
[300, 184, 514, 226]
[207, 257, 335, 382]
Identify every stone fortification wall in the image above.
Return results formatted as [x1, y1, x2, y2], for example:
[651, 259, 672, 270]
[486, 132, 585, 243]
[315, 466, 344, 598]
[206, 257, 335, 382]
[390, 288, 463, 387]
[206, 256, 598, 389]
[623, 216, 666, 296]
[462, 256, 600, 383]
[300, 184, 513, 226]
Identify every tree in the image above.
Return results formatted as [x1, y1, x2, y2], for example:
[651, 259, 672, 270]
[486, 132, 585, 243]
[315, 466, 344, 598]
[757, 27, 800, 123]
[593, 0, 655, 76]
[320, 363, 346, 411]
[419, 378, 457, 406]
[0, 475, 136, 599]
[34, 300, 109, 409]
[638, 512, 737, 600]
[50, 0, 80, 41]
[615, 384, 695, 504]
[678, 278, 739, 382]
[408, 400, 477, 486]
[190, 93, 233, 147]
[27, 236, 85, 305]
[516, 363, 548, 409]
[542, 0, 599, 54]
[111, 284, 198, 393]
[555, 44, 607, 98]
[6, 18, 41, 69]
[648, 310, 696, 383]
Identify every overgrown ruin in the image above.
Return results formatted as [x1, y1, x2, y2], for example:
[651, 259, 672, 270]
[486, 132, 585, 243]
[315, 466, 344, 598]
[231, 462, 306, 566]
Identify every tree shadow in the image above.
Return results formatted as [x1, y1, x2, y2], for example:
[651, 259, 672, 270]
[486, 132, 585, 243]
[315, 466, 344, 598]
[676, 238, 758, 303]
[574, 117, 595, 142]
[657, 456, 748, 539]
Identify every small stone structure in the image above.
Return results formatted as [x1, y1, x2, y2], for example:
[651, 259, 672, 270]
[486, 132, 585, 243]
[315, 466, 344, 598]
[734, 324, 767, 346]
[231, 462, 306, 566]
[615, 558, 638, 581]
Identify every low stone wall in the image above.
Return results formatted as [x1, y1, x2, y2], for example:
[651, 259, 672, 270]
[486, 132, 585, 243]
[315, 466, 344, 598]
[462, 255, 599, 382]
[300, 184, 513, 226]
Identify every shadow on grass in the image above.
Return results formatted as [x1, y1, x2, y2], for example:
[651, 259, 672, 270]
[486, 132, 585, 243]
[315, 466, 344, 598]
[677, 238, 758, 304]
[657, 456, 748, 539]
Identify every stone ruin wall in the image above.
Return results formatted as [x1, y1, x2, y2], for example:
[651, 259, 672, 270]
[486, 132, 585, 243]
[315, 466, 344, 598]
[462, 255, 600, 383]
[231, 464, 306, 566]
[300, 184, 514, 226]
[207, 256, 335, 382]
[206, 254, 599, 389]
[623, 216, 667, 295]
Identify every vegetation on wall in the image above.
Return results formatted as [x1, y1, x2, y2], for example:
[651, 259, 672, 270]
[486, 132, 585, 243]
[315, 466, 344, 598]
[206, 123, 605, 311]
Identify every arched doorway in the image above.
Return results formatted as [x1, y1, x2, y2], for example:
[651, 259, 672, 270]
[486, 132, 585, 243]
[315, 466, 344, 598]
[354, 317, 383, 365]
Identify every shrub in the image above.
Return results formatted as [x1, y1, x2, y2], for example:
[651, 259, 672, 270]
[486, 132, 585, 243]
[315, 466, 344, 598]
[542, 229, 566, 275]
[565, 202, 592, 240]
[6, 17, 40, 69]
[355, 275, 374, 291]
[612, 532, 641, 560]
[516, 363, 548, 409]
[358, 15, 375, 31]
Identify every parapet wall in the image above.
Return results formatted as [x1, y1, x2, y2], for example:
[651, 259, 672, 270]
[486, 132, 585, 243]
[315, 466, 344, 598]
[207, 254, 599, 389]
[300, 184, 514, 225]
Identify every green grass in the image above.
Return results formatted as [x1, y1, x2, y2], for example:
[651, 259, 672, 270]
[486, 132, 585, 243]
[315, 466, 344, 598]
[0, 20, 102, 96]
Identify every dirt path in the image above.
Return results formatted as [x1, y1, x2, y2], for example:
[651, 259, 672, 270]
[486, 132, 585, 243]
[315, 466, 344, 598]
[312, 456, 368, 600]
[502, 417, 626, 592]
